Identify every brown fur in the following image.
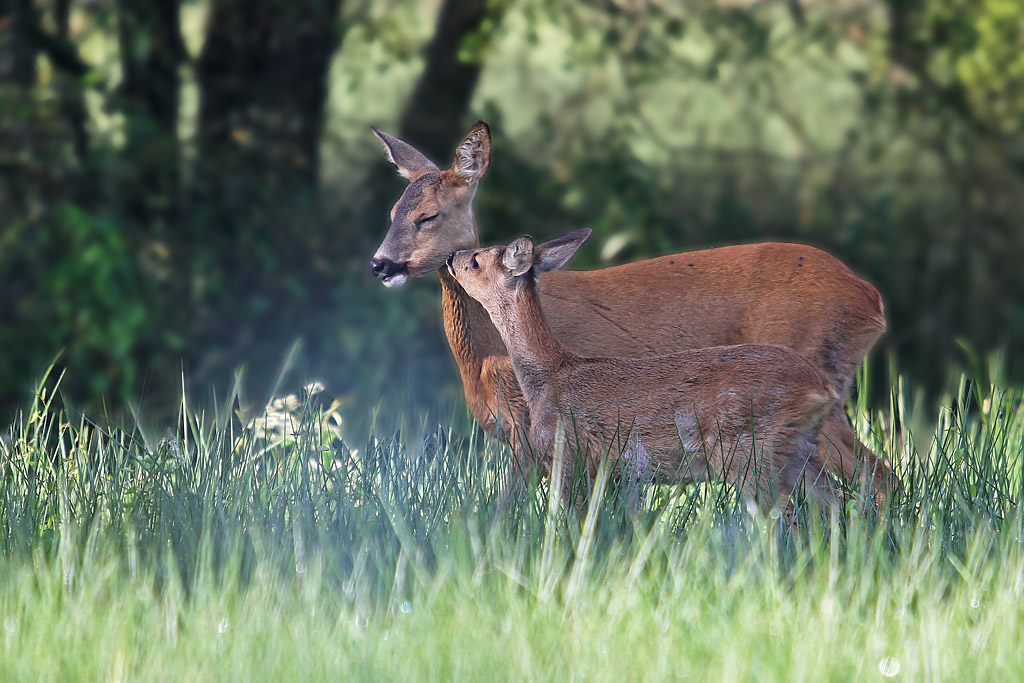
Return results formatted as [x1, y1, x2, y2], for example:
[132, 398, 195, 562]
[370, 121, 890, 497]
[448, 233, 838, 511]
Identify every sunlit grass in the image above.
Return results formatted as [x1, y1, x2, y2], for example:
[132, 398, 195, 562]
[2, 362, 1023, 680]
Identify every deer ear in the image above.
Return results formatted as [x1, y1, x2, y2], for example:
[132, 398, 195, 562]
[371, 126, 439, 181]
[502, 236, 535, 277]
[534, 228, 591, 273]
[451, 121, 491, 184]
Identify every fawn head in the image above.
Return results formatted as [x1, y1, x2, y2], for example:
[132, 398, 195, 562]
[447, 228, 592, 310]
[369, 121, 491, 287]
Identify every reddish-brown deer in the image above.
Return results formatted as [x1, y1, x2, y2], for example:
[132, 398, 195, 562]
[446, 229, 838, 512]
[369, 121, 889, 498]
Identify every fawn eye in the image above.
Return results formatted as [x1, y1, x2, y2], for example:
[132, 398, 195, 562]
[417, 213, 438, 228]
[470, 256, 479, 270]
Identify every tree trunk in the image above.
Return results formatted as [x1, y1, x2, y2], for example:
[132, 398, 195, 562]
[195, 0, 343, 213]
[398, 0, 495, 162]
[114, 0, 184, 223]
[0, 0, 37, 86]
[54, 0, 88, 162]
[189, 0, 344, 387]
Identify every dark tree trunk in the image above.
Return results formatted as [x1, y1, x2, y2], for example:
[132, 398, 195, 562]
[188, 0, 344, 388]
[195, 0, 343, 211]
[398, 0, 495, 162]
[0, 0, 37, 86]
[55, 0, 87, 162]
[886, 0, 927, 76]
[114, 0, 184, 222]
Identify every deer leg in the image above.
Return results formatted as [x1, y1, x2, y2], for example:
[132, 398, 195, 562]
[819, 405, 891, 505]
[768, 415, 840, 522]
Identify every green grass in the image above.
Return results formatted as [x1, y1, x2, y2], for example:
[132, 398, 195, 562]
[2, 364, 1023, 681]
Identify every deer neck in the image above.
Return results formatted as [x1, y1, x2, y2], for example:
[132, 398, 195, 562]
[438, 267, 501, 374]
[490, 283, 575, 409]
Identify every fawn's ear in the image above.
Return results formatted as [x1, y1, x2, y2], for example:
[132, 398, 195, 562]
[371, 126, 439, 181]
[502, 236, 535, 277]
[534, 228, 591, 273]
[450, 121, 491, 184]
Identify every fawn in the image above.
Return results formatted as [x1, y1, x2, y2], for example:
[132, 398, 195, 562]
[446, 228, 839, 512]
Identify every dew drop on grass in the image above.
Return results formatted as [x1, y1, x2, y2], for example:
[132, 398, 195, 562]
[820, 596, 834, 616]
[3, 617, 16, 633]
[218, 618, 229, 634]
[401, 601, 413, 614]
[296, 561, 306, 575]
[878, 657, 900, 677]
[971, 596, 980, 609]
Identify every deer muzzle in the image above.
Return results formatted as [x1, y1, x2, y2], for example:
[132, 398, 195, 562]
[370, 257, 409, 287]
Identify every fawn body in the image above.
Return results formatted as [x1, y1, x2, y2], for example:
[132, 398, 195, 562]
[446, 229, 838, 510]
[370, 121, 888, 496]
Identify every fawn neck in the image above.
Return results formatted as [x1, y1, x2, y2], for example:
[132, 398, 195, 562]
[490, 280, 576, 406]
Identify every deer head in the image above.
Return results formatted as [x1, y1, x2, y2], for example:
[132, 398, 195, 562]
[446, 228, 592, 309]
[369, 121, 492, 287]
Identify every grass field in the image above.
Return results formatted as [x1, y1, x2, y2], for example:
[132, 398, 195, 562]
[2, 361, 1023, 681]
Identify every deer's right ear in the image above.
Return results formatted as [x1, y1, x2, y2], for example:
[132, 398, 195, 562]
[451, 121, 491, 184]
[502, 236, 535, 277]
[534, 228, 591, 273]
[371, 126, 439, 181]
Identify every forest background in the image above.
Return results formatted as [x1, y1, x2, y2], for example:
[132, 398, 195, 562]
[1, 0, 1022, 429]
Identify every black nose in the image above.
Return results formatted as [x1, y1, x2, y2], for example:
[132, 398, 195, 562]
[446, 253, 454, 269]
[370, 257, 408, 280]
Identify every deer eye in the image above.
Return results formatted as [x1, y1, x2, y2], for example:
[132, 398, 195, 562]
[470, 256, 479, 270]
[417, 213, 439, 228]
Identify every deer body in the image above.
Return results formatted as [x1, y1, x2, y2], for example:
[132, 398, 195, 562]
[447, 231, 838, 509]
[370, 121, 889, 495]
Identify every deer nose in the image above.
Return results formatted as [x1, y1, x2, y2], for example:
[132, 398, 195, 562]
[370, 257, 392, 277]
[370, 257, 409, 280]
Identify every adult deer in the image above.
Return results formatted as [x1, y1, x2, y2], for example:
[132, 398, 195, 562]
[369, 121, 889, 497]
[446, 228, 838, 512]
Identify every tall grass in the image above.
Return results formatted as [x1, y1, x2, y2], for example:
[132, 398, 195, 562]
[1, 361, 1023, 680]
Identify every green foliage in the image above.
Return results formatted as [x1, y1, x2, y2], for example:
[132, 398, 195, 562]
[2, 365, 1024, 678]
[926, 0, 1024, 135]
[0, 205, 149, 402]
[2, 0, 1023, 418]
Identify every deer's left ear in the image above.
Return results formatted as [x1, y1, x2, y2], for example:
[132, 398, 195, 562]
[451, 121, 491, 184]
[502, 236, 535, 277]
[534, 228, 591, 273]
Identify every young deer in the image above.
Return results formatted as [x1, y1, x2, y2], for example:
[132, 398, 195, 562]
[446, 229, 838, 512]
[370, 121, 889, 499]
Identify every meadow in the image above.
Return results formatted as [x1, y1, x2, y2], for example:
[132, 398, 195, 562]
[2, 357, 1022, 681]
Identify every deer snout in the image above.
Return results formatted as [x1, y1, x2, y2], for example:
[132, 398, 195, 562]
[370, 256, 410, 287]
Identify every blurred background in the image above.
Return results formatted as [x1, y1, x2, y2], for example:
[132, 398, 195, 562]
[1, 0, 1022, 431]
